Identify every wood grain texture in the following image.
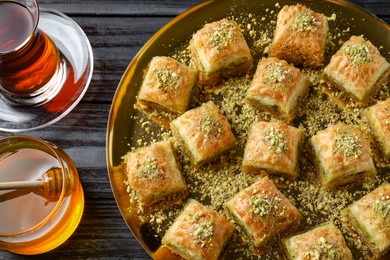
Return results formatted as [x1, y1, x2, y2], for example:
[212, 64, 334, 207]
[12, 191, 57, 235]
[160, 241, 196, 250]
[0, 0, 388, 259]
[36, 0, 390, 17]
[39, 0, 204, 16]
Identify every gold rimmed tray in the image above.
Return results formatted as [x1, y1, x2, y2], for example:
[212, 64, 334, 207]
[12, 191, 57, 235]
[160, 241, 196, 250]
[107, 0, 389, 258]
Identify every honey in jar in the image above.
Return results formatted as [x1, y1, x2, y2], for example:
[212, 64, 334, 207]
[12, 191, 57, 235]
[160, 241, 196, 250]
[0, 136, 84, 255]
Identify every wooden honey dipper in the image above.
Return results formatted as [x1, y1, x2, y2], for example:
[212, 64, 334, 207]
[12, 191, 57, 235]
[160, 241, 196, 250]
[0, 167, 74, 202]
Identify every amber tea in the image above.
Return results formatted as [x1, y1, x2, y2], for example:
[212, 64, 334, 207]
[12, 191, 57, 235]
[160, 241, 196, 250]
[0, 0, 63, 104]
[0, 136, 84, 255]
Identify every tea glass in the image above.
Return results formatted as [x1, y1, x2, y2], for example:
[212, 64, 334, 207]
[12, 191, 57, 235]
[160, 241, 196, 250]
[0, 136, 84, 255]
[0, 0, 93, 132]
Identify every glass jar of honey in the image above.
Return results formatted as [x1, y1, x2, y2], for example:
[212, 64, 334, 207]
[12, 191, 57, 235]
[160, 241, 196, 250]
[0, 136, 84, 255]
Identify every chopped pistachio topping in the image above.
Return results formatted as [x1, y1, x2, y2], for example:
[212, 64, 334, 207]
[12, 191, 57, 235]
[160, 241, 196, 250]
[200, 115, 223, 137]
[263, 127, 288, 154]
[137, 158, 163, 179]
[303, 236, 345, 260]
[192, 211, 204, 221]
[153, 68, 180, 90]
[249, 193, 281, 218]
[373, 195, 390, 218]
[342, 44, 371, 65]
[123, 8, 390, 259]
[190, 220, 214, 247]
[333, 130, 363, 158]
[291, 10, 321, 33]
[263, 63, 291, 88]
[207, 21, 235, 50]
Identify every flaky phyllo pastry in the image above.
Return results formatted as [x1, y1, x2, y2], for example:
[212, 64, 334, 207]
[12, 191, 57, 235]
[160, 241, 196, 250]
[226, 176, 301, 248]
[162, 199, 235, 260]
[135, 56, 198, 128]
[123, 140, 187, 206]
[323, 35, 390, 106]
[190, 19, 253, 86]
[246, 57, 310, 121]
[366, 98, 390, 158]
[342, 183, 390, 258]
[170, 101, 236, 167]
[242, 121, 303, 179]
[269, 4, 329, 67]
[281, 222, 352, 259]
[310, 123, 376, 189]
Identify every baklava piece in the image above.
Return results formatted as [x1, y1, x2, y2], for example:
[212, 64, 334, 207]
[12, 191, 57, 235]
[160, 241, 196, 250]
[366, 98, 390, 158]
[281, 222, 352, 259]
[225, 176, 301, 249]
[135, 56, 198, 128]
[268, 4, 329, 67]
[170, 101, 236, 167]
[310, 123, 376, 189]
[189, 19, 253, 86]
[342, 183, 390, 258]
[246, 58, 310, 121]
[323, 36, 390, 106]
[162, 199, 235, 260]
[242, 121, 303, 179]
[123, 140, 187, 206]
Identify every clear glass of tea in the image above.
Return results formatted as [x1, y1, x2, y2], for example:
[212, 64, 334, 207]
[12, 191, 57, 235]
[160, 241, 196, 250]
[0, 0, 62, 104]
[0, 136, 84, 255]
[0, 0, 93, 132]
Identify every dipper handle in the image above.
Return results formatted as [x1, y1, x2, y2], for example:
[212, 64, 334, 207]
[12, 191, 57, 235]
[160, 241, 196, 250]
[0, 167, 66, 201]
[0, 167, 75, 203]
[0, 180, 43, 190]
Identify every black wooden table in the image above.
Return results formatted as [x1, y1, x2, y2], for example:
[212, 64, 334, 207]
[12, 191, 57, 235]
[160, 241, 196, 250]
[0, 0, 388, 259]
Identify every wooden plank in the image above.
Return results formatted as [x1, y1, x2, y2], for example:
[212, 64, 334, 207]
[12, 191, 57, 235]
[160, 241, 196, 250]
[37, 0, 390, 18]
[350, 0, 390, 16]
[39, 0, 204, 16]
[70, 16, 172, 103]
